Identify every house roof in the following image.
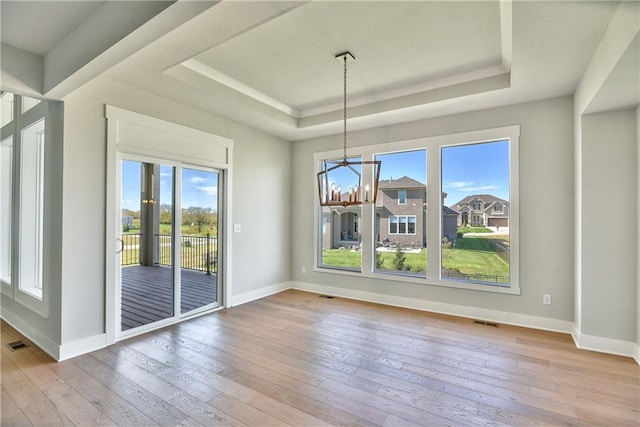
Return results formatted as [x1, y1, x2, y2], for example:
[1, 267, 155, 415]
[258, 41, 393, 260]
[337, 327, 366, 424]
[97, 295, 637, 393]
[378, 176, 426, 190]
[443, 206, 458, 216]
[450, 194, 509, 211]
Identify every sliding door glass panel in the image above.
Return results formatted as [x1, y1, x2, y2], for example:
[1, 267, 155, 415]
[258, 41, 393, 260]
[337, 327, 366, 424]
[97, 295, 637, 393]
[374, 149, 427, 277]
[180, 167, 219, 314]
[120, 160, 175, 331]
[441, 140, 510, 286]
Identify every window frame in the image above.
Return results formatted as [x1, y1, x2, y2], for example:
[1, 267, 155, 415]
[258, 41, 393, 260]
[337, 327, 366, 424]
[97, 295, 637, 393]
[0, 136, 13, 292]
[388, 215, 417, 235]
[397, 190, 407, 205]
[313, 125, 520, 295]
[0, 93, 52, 316]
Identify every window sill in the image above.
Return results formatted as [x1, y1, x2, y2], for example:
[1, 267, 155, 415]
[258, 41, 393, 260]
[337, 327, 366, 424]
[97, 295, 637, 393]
[313, 266, 520, 295]
[19, 286, 43, 300]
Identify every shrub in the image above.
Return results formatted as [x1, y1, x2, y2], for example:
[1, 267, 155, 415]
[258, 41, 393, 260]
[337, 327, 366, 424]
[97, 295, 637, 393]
[393, 244, 406, 270]
[375, 250, 384, 269]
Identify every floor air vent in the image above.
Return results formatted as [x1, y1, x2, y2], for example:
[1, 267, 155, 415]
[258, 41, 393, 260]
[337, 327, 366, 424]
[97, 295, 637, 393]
[318, 295, 334, 299]
[473, 320, 499, 328]
[8, 341, 28, 351]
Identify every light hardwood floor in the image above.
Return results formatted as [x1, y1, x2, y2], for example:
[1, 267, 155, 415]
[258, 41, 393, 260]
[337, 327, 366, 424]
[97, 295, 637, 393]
[2, 289, 639, 426]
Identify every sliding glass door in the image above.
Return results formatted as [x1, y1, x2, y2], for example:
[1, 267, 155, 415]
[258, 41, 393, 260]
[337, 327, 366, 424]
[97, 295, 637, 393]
[180, 167, 220, 315]
[118, 157, 222, 336]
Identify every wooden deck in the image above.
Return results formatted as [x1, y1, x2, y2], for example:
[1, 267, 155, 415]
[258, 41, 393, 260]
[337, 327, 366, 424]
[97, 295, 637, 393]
[121, 265, 218, 331]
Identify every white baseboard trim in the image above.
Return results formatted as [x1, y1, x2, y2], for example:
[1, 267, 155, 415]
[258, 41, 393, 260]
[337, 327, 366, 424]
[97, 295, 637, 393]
[291, 281, 573, 334]
[58, 334, 107, 361]
[231, 281, 292, 307]
[634, 343, 639, 365]
[572, 325, 638, 362]
[1, 310, 60, 360]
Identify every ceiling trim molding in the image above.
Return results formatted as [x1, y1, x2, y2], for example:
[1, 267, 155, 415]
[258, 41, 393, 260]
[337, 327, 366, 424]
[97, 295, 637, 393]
[168, 0, 513, 129]
[179, 58, 300, 117]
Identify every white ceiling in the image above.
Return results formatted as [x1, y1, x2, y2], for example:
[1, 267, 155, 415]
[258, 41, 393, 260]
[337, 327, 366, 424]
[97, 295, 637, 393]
[1, 1, 634, 141]
[1, 1, 103, 56]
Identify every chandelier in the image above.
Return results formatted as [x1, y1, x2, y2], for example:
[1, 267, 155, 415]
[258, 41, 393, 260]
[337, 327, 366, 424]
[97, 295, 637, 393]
[317, 51, 381, 207]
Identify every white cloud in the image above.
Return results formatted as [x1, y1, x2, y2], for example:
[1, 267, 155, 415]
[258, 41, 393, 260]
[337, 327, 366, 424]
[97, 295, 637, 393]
[196, 185, 217, 197]
[443, 181, 474, 189]
[191, 176, 207, 183]
[460, 185, 498, 192]
[444, 181, 498, 193]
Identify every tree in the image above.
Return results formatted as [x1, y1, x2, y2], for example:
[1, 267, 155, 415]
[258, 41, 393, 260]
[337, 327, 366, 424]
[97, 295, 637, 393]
[182, 206, 216, 233]
[160, 204, 172, 224]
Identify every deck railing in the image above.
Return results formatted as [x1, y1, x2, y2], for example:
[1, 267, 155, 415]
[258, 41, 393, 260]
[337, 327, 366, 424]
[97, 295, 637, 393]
[121, 233, 217, 274]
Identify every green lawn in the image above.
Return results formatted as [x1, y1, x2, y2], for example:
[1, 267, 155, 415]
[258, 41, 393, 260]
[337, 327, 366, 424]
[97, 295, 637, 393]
[457, 226, 493, 234]
[123, 223, 216, 237]
[322, 236, 509, 282]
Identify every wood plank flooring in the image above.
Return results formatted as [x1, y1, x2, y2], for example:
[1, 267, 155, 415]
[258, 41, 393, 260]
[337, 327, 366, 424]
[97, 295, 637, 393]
[121, 265, 218, 330]
[2, 289, 639, 426]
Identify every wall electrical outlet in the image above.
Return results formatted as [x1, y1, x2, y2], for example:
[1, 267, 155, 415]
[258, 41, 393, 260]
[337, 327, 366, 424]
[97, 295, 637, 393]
[301, 266, 306, 274]
[543, 294, 552, 305]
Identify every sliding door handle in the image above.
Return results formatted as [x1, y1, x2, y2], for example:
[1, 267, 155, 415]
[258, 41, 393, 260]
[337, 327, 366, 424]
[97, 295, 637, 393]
[116, 238, 124, 254]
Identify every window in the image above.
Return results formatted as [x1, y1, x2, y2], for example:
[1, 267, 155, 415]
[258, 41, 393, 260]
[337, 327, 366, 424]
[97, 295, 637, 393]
[21, 96, 41, 114]
[317, 156, 362, 271]
[0, 92, 57, 314]
[315, 125, 519, 294]
[18, 120, 45, 298]
[0, 137, 13, 285]
[389, 216, 416, 234]
[1, 92, 14, 128]
[441, 140, 511, 286]
[398, 190, 407, 204]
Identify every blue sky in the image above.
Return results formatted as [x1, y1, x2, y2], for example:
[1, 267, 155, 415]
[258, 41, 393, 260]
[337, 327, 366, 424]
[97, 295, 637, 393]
[372, 140, 509, 206]
[441, 140, 509, 205]
[121, 161, 218, 211]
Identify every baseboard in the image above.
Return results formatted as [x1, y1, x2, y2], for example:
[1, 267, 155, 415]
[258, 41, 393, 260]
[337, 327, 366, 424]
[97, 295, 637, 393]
[231, 281, 293, 307]
[0, 310, 60, 360]
[58, 333, 107, 361]
[291, 281, 573, 334]
[572, 325, 638, 362]
[635, 343, 639, 365]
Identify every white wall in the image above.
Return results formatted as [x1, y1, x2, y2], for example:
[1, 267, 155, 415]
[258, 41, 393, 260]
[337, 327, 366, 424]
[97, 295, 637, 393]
[572, 0, 639, 358]
[60, 77, 291, 347]
[637, 105, 640, 362]
[291, 96, 575, 327]
[580, 110, 637, 343]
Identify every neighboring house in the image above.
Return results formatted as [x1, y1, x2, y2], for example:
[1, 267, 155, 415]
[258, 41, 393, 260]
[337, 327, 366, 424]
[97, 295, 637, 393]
[450, 194, 510, 228]
[321, 176, 458, 249]
[376, 176, 426, 248]
[321, 206, 361, 249]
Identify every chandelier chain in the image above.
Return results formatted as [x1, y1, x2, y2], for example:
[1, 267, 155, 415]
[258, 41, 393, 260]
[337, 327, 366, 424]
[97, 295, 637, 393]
[343, 54, 347, 161]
